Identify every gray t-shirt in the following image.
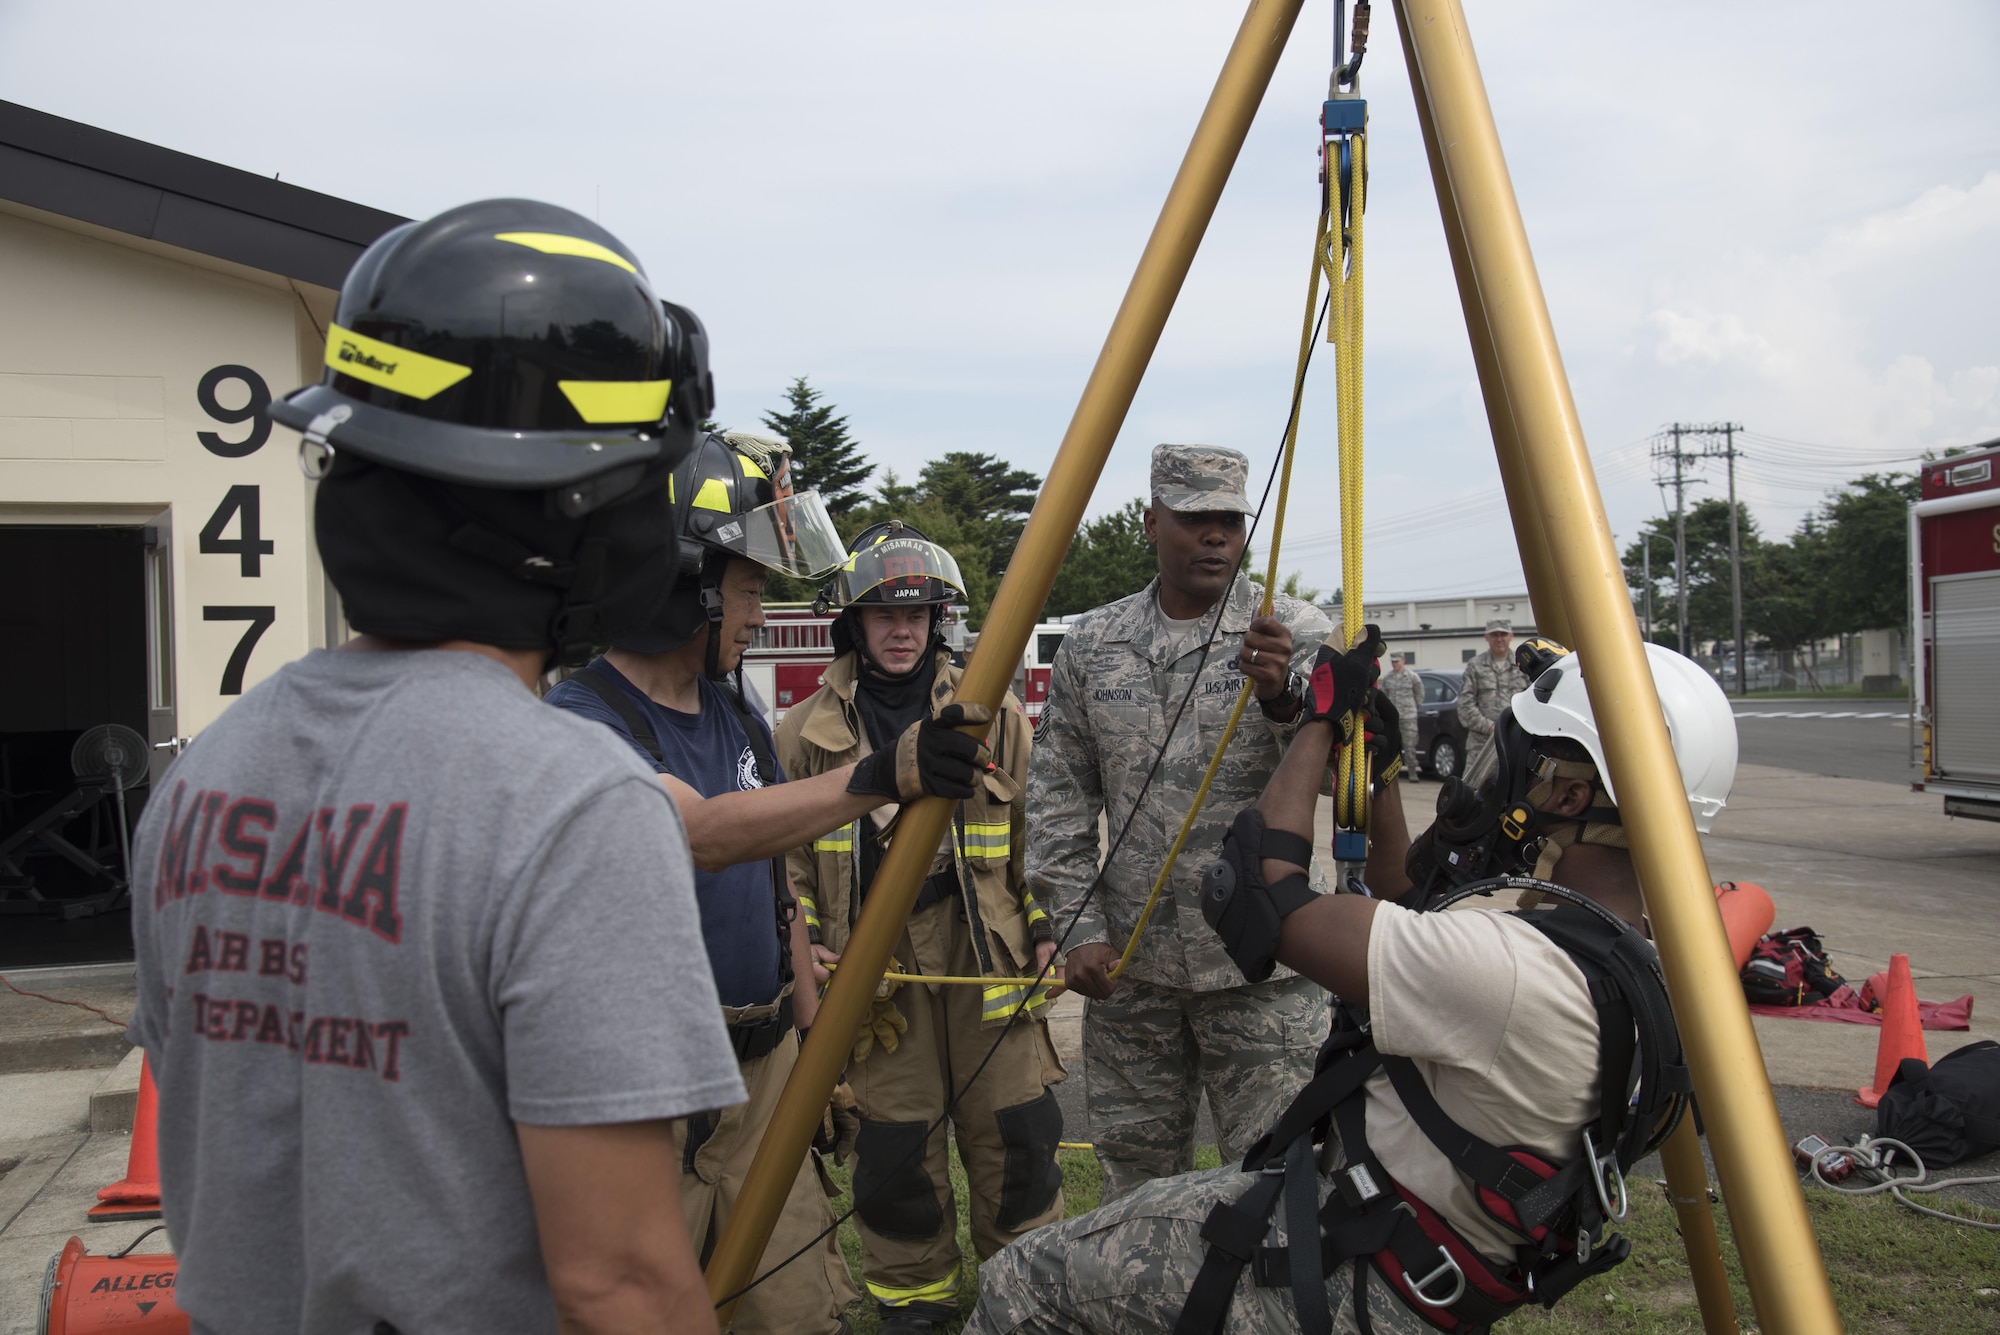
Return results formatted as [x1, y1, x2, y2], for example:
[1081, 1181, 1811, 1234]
[127, 648, 744, 1335]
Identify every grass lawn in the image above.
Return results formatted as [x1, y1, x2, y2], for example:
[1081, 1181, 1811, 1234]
[821, 1148, 2000, 1334]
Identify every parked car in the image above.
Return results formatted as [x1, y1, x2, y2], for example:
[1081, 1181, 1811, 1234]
[1413, 669, 1470, 780]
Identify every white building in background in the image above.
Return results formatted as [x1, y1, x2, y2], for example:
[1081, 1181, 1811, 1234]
[0, 102, 401, 796]
[1316, 593, 1538, 670]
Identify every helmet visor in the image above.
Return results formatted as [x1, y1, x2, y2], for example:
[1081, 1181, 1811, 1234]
[720, 488, 847, 577]
[828, 535, 967, 605]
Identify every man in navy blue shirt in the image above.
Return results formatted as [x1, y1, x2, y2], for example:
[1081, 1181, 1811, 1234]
[547, 431, 991, 1335]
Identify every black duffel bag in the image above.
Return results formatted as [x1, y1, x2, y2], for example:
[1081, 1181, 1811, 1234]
[1876, 1040, 2000, 1167]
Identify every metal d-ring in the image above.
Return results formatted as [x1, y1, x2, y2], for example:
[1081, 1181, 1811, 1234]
[1402, 1246, 1466, 1309]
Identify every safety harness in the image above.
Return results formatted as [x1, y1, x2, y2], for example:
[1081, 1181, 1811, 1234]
[568, 660, 798, 1063]
[1175, 878, 1690, 1335]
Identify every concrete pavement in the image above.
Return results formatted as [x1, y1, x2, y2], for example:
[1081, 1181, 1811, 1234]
[4, 759, 1995, 1328]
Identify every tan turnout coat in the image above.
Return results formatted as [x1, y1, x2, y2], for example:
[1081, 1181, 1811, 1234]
[775, 649, 1051, 1024]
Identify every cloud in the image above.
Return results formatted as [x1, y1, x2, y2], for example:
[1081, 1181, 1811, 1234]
[2, 0, 1996, 597]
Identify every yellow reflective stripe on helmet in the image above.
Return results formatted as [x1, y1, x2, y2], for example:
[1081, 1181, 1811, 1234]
[493, 231, 637, 273]
[962, 821, 1011, 859]
[558, 378, 672, 424]
[692, 477, 732, 512]
[325, 324, 471, 401]
[867, 1274, 959, 1307]
[813, 824, 854, 854]
[738, 453, 767, 480]
[981, 980, 1050, 1021]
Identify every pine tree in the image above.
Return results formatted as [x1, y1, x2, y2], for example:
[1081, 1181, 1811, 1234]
[761, 377, 874, 516]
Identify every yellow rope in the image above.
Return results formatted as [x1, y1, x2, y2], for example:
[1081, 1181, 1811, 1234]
[1108, 208, 1334, 980]
[846, 149, 1364, 990]
[1329, 130, 1370, 838]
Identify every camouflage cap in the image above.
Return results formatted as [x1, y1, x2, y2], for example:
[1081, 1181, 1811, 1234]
[1485, 617, 1514, 634]
[1151, 443, 1254, 515]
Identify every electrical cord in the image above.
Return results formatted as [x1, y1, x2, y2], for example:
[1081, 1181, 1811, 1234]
[713, 279, 1336, 1313]
[1807, 1135, 2000, 1231]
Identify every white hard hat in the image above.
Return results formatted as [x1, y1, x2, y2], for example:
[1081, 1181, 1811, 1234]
[1509, 643, 1738, 832]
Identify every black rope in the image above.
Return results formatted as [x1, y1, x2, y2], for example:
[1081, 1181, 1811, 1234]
[715, 285, 1336, 1311]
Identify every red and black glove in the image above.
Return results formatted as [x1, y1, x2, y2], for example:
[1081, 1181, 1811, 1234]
[1301, 624, 1386, 728]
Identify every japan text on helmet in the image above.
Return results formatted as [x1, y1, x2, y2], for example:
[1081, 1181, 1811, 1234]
[1511, 643, 1738, 833]
[816, 523, 967, 663]
[270, 199, 715, 663]
[612, 432, 847, 664]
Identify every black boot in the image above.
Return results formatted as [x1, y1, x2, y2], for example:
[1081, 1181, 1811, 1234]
[876, 1300, 955, 1335]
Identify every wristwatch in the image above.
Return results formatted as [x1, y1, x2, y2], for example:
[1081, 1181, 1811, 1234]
[1259, 670, 1307, 720]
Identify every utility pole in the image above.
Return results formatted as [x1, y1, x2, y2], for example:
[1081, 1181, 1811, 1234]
[1642, 535, 1652, 641]
[1725, 422, 1744, 696]
[1652, 421, 1745, 675]
[1652, 425, 1690, 655]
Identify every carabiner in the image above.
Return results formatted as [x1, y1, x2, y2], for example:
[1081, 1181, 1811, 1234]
[1581, 1129, 1631, 1223]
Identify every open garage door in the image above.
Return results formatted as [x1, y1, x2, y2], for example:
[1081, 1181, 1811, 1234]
[0, 522, 163, 964]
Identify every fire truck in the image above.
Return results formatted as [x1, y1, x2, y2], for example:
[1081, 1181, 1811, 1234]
[1911, 441, 2000, 822]
[740, 607, 839, 726]
[741, 610, 1070, 728]
[1019, 622, 1073, 724]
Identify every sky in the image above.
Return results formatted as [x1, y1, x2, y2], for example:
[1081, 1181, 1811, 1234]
[4, 0, 1995, 601]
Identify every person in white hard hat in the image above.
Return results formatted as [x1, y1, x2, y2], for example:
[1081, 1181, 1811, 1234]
[967, 636, 1734, 1335]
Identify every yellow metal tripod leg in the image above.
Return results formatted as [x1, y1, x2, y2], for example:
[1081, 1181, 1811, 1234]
[1391, 0, 1840, 1329]
[700, 0, 1310, 1318]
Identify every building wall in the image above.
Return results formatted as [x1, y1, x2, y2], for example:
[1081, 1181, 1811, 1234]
[1318, 593, 1538, 670]
[0, 203, 334, 738]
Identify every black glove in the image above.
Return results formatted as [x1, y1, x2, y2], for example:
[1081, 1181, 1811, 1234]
[1513, 636, 1570, 686]
[1200, 807, 1319, 984]
[1361, 687, 1404, 787]
[848, 702, 995, 802]
[1301, 624, 1385, 728]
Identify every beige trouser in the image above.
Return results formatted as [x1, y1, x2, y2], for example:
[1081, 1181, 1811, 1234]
[677, 1006, 859, 1335]
[845, 904, 1067, 1315]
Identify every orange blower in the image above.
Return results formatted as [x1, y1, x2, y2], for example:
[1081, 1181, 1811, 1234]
[39, 1233, 186, 1334]
[1713, 880, 1776, 971]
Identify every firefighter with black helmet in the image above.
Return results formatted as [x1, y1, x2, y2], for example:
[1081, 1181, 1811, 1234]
[775, 523, 1066, 1335]
[545, 452, 1002, 1335]
[127, 200, 745, 1334]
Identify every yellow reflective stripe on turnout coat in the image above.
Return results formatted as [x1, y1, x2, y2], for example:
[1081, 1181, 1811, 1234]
[775, 649, 1047, 1023]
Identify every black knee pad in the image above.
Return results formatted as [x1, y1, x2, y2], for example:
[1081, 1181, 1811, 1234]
[994, 1089, 1064, 1229]
[853, 1117, 943, 1240]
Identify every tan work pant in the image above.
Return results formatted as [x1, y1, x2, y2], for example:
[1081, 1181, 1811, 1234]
[845, 904, 1067, 1315]
[677, 1015, 859, 1335]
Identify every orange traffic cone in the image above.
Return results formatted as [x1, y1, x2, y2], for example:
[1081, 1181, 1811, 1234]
[89, 1057, 162, 1221]
[1856, 953, 1928, 1109]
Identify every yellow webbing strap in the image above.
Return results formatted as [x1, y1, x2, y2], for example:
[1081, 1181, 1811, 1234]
[1328, 131, 1369, 838]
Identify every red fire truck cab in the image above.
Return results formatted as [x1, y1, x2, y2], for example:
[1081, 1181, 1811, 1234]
[1911, 442, 2000, 822]
[740, 607, 839, 728]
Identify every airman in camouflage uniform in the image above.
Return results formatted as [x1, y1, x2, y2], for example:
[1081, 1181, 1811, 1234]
[962, 1164, 1427, 1335]
[1456, 618, 1525, 778]
[1378, 653, 1423, 777]
[1025, 445, 1334, 1203]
